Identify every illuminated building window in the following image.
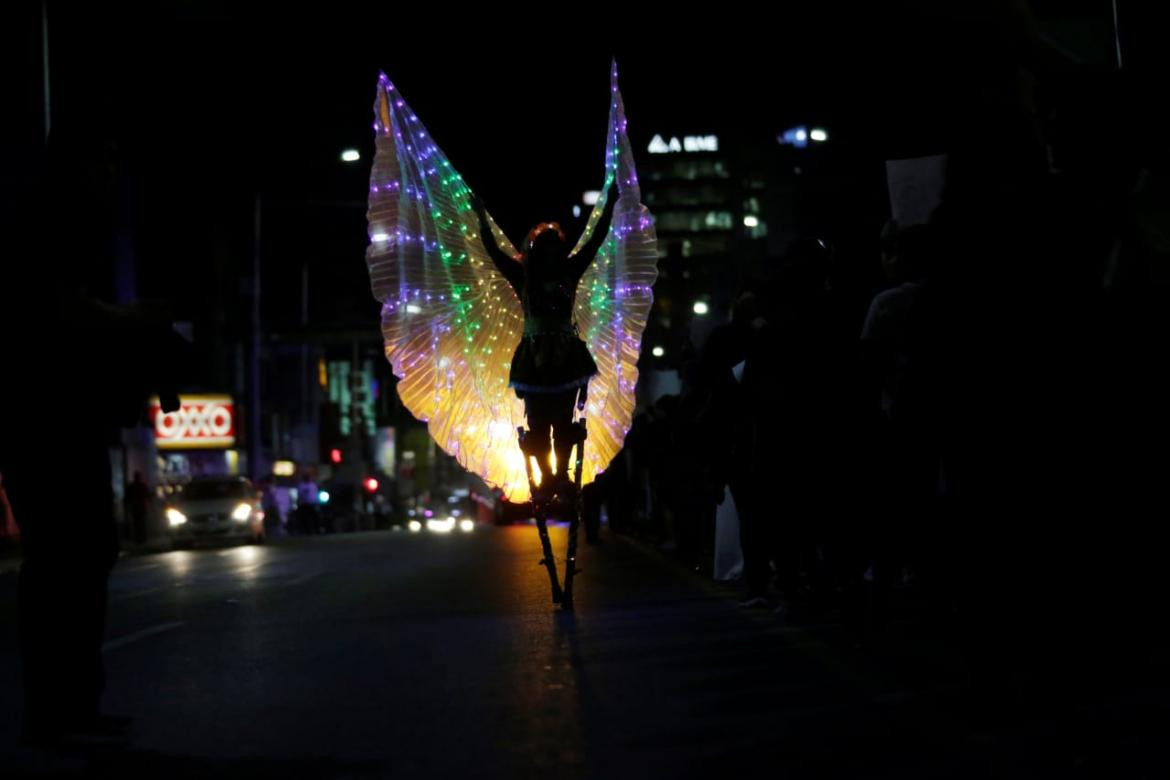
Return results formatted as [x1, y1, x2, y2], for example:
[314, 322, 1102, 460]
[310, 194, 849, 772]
[704, 211, 733, 230]
[645, 184, 730, 207]
[681, 237, 731, 257]
[657, 211, 734, 233]
[648, 159, 730, 182]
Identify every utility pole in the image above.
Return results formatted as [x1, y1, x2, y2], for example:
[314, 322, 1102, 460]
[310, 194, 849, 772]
[249, 194, 263, 481]
[41, 0, 50, 142]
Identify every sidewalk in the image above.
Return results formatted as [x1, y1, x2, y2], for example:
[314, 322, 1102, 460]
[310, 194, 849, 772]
[616, 527, 1170, 759]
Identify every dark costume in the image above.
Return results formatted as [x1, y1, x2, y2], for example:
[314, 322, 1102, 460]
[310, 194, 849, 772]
[475, 199, 615, 481]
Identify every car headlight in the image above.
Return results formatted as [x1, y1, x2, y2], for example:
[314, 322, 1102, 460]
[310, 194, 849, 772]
[426, 517, 456, 533]
[231, 503, 253, 522]
[166, 508, 187, 527]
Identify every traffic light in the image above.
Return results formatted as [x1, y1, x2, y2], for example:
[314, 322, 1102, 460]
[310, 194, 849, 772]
[319, 403, 344, 465]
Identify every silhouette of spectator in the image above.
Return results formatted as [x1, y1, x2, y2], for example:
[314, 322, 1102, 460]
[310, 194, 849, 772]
[125, 471, 151, 546]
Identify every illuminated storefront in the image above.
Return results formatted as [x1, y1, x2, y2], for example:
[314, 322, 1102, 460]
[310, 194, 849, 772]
[148, 395, 242, 488]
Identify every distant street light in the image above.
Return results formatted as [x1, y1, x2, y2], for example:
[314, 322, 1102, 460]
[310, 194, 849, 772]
[341, 149, 361, 162]
[692, 301, 709, 315]
[651, 346, 665, 358]
[743, 215, 760, 228]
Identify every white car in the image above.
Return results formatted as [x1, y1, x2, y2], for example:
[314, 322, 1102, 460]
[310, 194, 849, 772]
[166, 477, 266, 547]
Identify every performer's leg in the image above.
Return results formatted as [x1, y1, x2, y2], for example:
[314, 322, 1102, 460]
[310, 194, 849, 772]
[558, 385, 588, 610]
[551, 388, 582, 486]
[523, 395, 555, 486]
[520, 394, 562, 604]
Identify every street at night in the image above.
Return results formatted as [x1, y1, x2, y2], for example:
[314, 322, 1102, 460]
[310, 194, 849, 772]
[3, 3, 1170, 777]
[3, 528, 1165, 777]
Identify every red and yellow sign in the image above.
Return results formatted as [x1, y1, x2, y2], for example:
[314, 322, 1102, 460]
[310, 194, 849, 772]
[149, 395, 235, 450]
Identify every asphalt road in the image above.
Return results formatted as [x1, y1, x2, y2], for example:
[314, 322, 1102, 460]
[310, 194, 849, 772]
[1, 524, 1164, 778]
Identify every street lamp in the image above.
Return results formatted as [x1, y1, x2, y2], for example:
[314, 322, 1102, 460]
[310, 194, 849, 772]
[341, 149, 361, 163]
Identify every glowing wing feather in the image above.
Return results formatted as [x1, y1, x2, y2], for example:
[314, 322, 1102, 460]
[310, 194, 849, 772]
[570, 63, 659, 482]
[366, 74, 530, 500]
[366, 65, 657, 502]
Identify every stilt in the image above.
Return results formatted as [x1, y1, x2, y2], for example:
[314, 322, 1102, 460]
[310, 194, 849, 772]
[519, 426, 562, 603]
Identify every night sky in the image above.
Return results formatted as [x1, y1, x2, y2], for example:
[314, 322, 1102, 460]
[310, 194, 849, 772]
[30, 2, 1154, 333]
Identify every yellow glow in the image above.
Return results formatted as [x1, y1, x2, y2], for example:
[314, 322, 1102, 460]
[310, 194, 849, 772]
[318, 358, 328, 388]
[166, 508, 187, 526]
[529, 456, 543, 487]
[549, 448, 558, 476]
[273, 460, 295, 477]
[459, 519, 474, 532]
[408, 520, 422, 532]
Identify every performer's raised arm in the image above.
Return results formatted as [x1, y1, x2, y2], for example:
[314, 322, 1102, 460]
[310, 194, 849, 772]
[472, 195, 524, 293]
[569, 181, 617, 281]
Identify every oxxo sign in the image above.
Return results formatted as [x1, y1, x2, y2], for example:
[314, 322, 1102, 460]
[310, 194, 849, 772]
[149, 395, 236, 450]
